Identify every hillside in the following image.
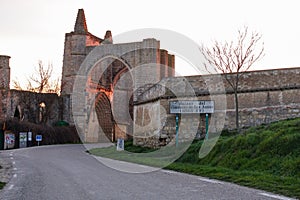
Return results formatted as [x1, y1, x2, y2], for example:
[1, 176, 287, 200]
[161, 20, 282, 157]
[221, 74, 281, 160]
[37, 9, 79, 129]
[169, 118, 300, 198]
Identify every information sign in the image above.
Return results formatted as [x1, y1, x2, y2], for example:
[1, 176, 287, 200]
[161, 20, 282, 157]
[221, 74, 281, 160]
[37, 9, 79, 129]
[170, 101, 214, 114]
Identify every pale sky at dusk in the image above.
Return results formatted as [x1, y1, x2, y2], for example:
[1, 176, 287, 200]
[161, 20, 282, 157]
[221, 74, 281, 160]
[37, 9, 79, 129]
[0, 0, 300, 87]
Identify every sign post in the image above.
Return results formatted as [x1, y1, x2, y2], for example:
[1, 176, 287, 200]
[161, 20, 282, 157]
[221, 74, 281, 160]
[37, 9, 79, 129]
[175, 114, 179, 147]
[116, 138, 124, 151]
[28, 131, 32, 147]
[205, 113, 209, 139]
[36, 135, 42, 146]
[170, 101, 214, 143]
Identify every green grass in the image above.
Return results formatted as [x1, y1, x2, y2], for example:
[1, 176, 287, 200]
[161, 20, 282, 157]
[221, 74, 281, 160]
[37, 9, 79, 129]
[89, 140, 188, 168]
[0, 165, 5, 190]
[0, 182, 5, 189]
[89, 118, 300, 199]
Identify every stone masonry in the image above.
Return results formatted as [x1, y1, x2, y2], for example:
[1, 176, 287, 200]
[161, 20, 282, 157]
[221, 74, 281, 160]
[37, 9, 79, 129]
[1, 9, 300, 147]
[61, 9, 175, 142]
[0, 55, 60, 125]
[134, 68, 300, 147]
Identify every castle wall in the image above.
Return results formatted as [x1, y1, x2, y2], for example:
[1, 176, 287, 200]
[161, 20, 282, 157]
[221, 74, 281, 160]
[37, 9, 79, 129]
[134, 67, 300, 147]
[6, 90, 60, 125]
[0, 90, 9, 121]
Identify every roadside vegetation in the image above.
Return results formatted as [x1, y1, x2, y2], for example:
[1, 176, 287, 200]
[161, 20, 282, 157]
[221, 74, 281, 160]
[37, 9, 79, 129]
[0, 119, 80, 148]
[89, 118, 300, 199]
[0, 165, 5, 189]
[0, 182, 5, 189]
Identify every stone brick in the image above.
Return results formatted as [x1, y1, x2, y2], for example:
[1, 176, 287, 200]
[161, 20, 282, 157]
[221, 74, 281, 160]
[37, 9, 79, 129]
[134, 67, 300, 147]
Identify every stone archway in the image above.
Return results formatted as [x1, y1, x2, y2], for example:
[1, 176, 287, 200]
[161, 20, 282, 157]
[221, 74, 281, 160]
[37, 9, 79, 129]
[94, 92, 114, 142]
[72, 39, 163, 143]
[85, 56, 133, 142]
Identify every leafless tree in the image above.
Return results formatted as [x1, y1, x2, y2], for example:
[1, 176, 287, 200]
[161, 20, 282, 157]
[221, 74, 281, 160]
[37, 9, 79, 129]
[29, 61, 53, 93]
[13, 61, 61, 95]
[12, 78, 23, 91]
[200, 26, 264, 132]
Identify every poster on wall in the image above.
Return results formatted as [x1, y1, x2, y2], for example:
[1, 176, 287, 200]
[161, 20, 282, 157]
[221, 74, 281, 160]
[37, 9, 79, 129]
[19, 132, 27, 148]
[4, 131, 15, 149]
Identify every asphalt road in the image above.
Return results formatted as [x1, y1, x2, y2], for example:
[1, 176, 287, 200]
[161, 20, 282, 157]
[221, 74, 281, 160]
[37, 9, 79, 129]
[0, 144, 295, 200]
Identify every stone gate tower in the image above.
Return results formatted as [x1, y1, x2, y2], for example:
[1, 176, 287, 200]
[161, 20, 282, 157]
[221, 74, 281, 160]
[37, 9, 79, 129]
[61, 9, 175, 142]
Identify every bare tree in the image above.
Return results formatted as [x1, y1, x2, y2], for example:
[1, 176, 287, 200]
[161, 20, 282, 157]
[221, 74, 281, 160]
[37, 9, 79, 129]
[12, 78, 23, 91]
[29, 61, 53, 93]
[200, 26, 264, 132]
[13, 61, 61, 94]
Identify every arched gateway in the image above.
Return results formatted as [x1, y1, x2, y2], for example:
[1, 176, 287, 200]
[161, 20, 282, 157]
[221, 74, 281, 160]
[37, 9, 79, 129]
[61, 9, 175, 142]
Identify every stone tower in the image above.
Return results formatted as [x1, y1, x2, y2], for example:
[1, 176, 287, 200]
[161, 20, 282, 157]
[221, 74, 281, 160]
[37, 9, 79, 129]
[0, 55, 11, 121]
[61, 9, 107, 95]
[61, 9, 175, 141]
[0, 55, 10, 90]
[61, 9, 175, 97]
[60, 9, 112, 122]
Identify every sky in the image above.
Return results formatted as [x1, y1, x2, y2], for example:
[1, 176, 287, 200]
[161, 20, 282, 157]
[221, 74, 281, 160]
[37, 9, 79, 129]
[1, 0, 300, 88]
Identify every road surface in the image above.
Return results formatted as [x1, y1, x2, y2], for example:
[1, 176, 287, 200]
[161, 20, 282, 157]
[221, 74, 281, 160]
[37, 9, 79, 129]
[0, 144, 295, 200]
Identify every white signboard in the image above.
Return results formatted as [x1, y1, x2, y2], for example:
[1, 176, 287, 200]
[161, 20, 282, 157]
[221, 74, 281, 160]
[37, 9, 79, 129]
[28, 132, 32, 141]
[19, 132, 27, 148]
[116, 138, 124, 151]
[170, 101, 214, 114]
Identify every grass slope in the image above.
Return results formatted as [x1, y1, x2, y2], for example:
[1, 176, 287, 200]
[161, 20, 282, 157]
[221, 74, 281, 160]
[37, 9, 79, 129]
[90, 118, 300, 198]
[0, 182, 5, 190]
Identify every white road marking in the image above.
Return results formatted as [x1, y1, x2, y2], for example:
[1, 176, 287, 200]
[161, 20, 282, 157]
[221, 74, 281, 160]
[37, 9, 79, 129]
[198, 177, 224, 184]
[162, 170, 179, 175]
[13, 168, 17, 170]
[8, 185, 14, 190]
[10, 157, 13, 160]
[259, 193, 295, 200]
[13, 174, 17, 178]
[12, 161, 16, 165]
[94, 156, 159, 173]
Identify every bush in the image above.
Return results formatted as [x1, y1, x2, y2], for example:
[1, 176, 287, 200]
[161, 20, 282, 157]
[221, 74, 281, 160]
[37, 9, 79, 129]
[1, 119, 80, 147]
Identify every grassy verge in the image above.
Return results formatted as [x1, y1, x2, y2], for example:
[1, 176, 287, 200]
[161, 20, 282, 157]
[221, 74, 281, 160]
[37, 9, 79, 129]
[89, 118, 300, 199]
[0, 182, 5, 190]
[0, 165, 5, 190]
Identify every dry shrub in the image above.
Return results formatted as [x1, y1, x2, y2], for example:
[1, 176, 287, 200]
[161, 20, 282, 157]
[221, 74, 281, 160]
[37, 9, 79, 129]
[1, 119, 80, 147]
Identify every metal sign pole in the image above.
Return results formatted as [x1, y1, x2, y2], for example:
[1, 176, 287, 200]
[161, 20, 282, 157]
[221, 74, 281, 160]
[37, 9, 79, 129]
[176, 114, 179, 147]
[205, 113, 209, 139]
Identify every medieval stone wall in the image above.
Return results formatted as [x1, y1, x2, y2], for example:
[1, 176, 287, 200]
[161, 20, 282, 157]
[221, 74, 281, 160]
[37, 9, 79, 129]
[134, 67, 300, 147]
[6, 90, 60, 125]
[0, 54, 61, 125]
[0, 90, 9, 121]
